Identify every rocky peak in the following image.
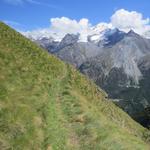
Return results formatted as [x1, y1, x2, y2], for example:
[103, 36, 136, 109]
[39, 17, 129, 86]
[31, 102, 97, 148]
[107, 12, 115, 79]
[127, 30, 140, 37]
[58, 33, 79, 49]
[98, 28, 126, 47]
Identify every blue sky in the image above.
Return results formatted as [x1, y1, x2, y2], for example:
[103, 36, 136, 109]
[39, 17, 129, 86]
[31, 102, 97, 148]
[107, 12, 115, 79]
[0, 0, 149, 31]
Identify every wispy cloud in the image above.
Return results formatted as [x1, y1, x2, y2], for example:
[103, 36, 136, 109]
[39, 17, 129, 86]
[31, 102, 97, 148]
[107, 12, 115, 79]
[3, 0, 61, 9]
[4, 20, 21, 26]
[27, 0, 61, 9]
[3, 0, 23, 5]
[3, 20, 26, 31]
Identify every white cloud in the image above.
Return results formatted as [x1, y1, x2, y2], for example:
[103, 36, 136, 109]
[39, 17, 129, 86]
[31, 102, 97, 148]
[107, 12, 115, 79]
[23, 17, 94, 42]
[23, 17, 113, 42]
[111, 9, 150, 36]
[22, 9, 150, 41]
[50, 17, 92, 41]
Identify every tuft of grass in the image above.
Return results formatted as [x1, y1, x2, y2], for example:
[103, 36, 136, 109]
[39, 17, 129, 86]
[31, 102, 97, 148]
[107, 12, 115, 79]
[0, 22, 150, 150]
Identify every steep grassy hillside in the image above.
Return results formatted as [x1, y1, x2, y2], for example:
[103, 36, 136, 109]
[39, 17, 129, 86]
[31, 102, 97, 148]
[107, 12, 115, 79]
[0, 22, 150, 150]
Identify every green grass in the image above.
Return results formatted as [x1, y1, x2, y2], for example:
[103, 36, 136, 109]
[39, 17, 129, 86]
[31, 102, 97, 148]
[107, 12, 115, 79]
[0, 22, 150, 150]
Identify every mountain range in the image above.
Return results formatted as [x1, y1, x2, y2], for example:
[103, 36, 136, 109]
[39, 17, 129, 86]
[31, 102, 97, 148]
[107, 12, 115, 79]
[28, 27, 150, 128]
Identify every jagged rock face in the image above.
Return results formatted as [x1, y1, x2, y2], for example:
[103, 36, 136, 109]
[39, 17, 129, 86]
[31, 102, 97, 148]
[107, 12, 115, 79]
[98, 28, 126, 46]
[56, 42, 102, 67]
[33, 29, 150, 127]
[58, 33, 79, 49]
[80, 36, 145, 85]
[35, 34, 102, 67]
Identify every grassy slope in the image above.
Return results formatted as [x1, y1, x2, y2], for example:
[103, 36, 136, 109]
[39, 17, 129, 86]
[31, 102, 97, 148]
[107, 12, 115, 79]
[0, 22, 150, 150]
